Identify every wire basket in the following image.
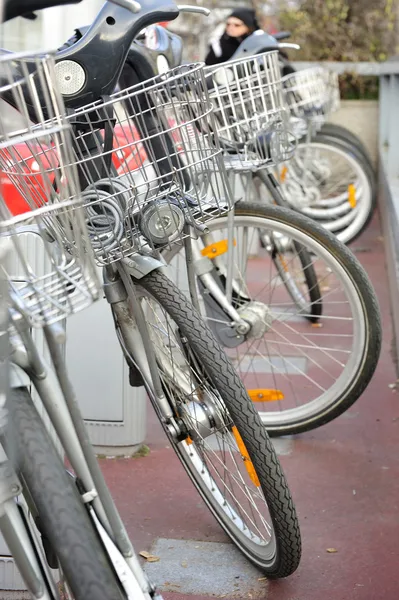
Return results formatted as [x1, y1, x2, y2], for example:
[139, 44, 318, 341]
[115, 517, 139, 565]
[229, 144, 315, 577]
[204, 50, 296, 171]
[64, 63, 232, 265]
[282, 66, 340, 123]
[324, 69, 340, 114]
[0, 51, 101, 328]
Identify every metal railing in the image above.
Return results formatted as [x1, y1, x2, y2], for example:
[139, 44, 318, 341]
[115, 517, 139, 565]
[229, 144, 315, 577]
[376, 60, 399, 368]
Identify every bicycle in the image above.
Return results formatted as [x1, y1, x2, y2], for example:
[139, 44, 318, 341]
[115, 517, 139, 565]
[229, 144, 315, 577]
[114, 30, 381, 435]
[26, 9, 381, 437]
[0, 25, 153, 599]
[1, 0, 302, 584]
[204, 27, 377, 245]
[276, 65, 376, 245]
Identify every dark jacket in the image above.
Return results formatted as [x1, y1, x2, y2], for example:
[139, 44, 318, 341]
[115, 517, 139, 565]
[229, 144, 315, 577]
[205, 32, 251, 65]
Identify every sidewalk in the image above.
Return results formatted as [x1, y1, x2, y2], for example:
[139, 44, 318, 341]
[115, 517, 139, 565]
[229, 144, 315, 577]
[99, 212, 399, 600]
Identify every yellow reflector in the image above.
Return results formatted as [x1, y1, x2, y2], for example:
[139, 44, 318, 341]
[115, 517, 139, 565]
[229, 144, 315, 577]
[348, 184, 357, 208]
[280, 165, 288, 183]
[248, 389, 284, 402]
[232, 426, 260, 487]
[201, 239, 236, 259]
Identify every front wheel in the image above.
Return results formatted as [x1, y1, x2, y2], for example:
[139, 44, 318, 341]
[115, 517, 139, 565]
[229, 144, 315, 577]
[5, 388, 127, 600]
[278, 134, 376, 245]
[133, 270, 301, 578]
[163, 201, 381, 435]
[319, 123, 375, 173]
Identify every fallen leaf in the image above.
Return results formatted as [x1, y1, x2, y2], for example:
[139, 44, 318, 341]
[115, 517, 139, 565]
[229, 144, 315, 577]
[258, 577, 267, 581]
[326, 548, 338, 553]
[139, 551, 160, 562]
[181, 560, 187, 568]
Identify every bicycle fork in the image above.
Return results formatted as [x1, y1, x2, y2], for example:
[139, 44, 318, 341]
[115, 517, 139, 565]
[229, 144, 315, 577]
[8, 311, 157, 600]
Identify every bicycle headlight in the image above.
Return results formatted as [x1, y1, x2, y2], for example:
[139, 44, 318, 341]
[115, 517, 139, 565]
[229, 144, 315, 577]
[139, 198, 185, 245]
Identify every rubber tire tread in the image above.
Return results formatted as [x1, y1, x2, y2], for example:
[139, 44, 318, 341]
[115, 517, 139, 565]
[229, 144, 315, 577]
[136, 269, 301, 578]
[232, 201, 382, 435]
[7, 387, 126, 600]
[294, 241, 323, 322]
[255, 170, 322, 320]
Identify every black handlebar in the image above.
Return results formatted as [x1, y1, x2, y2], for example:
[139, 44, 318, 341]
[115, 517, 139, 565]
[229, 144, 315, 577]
[56, 0, 179, 107]
[1, 1, 180, 112]
[273, 31, 291, 41]
[4, 0, 83, 21]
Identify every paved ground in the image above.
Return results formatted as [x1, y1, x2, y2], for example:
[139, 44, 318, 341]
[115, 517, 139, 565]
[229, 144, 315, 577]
[99, 211, 399, 600]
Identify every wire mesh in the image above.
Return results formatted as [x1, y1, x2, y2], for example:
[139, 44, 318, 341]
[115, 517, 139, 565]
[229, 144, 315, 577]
[65, 63, 232, 265]
[0, 51, 101, 327]
[324, 69, 341, 114]
[282, 66, 340, 123]
[204, 51, 296, 170]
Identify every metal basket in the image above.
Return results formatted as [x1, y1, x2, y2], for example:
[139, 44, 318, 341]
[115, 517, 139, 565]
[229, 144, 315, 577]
[324, 69, 340, 114]
[0, 51, 101, 328]
[282, 66, 340, 122]
[204, 50, 296, 171]
[64, 63, 231, 265]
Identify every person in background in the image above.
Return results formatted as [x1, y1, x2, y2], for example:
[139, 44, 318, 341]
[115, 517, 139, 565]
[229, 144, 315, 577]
[204, 8, 260, 65]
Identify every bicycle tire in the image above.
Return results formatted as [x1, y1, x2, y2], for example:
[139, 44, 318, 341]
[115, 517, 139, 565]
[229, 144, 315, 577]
[319, 123, 374, 172]
[134, 269, 301, 578]
[298, 133, 377, 244]
[6, 387, 127, 600]
[231, 201, 381, 435]
[255, 171, 323, 321]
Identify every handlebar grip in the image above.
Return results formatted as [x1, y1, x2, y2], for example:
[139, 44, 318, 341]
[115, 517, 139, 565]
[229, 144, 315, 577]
[273, 31, 292, 41]
[4, 0, 83, 22]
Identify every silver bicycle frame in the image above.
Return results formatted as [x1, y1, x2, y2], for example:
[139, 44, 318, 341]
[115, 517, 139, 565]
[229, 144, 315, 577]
[0, 239, 158, 599]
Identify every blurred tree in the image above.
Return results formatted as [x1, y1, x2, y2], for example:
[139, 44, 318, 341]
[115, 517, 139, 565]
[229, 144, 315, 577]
[277, 0, 398, 62]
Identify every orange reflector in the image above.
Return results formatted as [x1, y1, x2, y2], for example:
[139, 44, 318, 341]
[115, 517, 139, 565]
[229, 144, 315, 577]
[348, 184, 357, 208]
[201, 239, 236, 259]
[248, 389, 284, 402]
[186, 436, 193, 445]
[280, 165, 288, 183]
[232, 426, 260, 487]
[278, 255, 289, 273]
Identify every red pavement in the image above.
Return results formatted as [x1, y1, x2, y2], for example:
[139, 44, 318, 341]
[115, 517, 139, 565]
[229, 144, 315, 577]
[99, 211, 399, 600]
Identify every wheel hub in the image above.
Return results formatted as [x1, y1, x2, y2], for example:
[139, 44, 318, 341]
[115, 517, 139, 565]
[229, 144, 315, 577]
[236, 301, 273, 340]
[181, 394, 225, 441]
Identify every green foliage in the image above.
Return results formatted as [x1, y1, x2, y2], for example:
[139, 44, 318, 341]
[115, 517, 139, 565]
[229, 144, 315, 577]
[338, 73, 379, 100]
[277, 1, 395, 98]
[278, 0, 398, 62]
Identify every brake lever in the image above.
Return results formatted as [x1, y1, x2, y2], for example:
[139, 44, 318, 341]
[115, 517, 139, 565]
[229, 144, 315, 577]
[279, 43, 300, 50]
[110, 0, 141, 13]
[177, 4, 210, 16]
